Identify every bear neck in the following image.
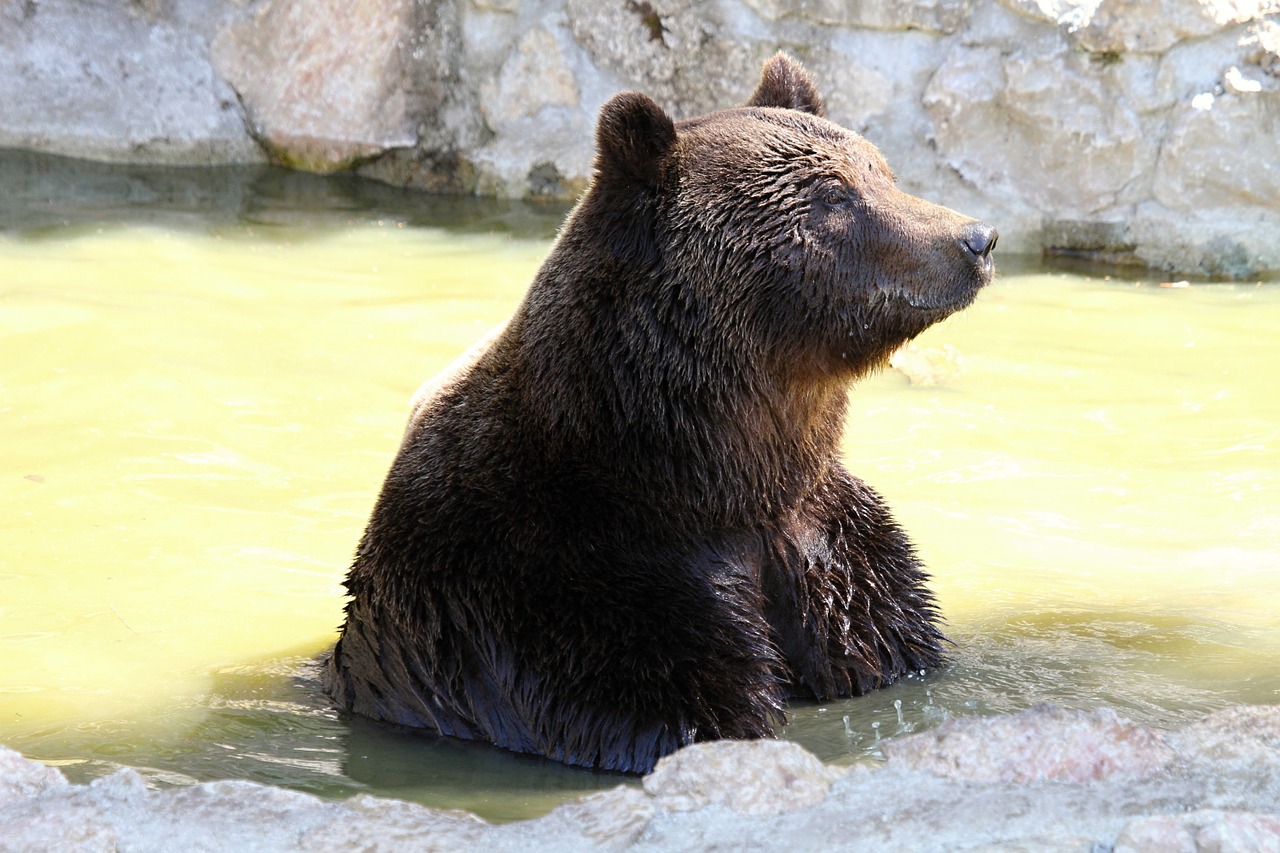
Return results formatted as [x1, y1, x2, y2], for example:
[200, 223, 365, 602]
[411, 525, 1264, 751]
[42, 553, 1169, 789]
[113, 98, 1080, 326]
[507, 259, 851, 529]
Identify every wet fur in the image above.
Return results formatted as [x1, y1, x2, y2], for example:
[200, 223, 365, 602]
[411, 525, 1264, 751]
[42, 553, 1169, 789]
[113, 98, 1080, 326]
[324, 54, 994, 774]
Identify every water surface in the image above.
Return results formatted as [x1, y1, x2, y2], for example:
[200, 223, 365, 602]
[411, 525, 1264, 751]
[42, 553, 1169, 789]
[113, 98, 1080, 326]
[2, 155, 1277, 821]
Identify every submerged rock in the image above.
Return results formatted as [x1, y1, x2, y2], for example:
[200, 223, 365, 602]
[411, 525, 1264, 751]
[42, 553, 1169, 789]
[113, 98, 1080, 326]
[2, 704, 1280, 851]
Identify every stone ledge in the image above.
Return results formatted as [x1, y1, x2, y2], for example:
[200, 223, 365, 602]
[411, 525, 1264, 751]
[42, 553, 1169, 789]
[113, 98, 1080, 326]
[3, 703, 1279, 851]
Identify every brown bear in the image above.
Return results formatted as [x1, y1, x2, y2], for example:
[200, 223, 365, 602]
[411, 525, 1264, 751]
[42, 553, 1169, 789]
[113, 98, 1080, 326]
[323, 53, 997, 774]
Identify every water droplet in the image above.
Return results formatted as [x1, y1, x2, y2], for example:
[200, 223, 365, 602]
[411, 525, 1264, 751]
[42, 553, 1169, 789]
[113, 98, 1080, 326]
[894, 699, 904, 727]
[842, 715, 853, 736]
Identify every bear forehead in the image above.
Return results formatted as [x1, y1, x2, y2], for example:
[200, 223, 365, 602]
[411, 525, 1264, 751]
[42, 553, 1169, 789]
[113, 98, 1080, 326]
[676, 107, 893, 184]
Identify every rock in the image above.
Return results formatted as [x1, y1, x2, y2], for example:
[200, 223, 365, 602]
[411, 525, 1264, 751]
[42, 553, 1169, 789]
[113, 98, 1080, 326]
[1152, 89, 1279, 214]
[642, 739, 845, 815]
[741, 0, 970, 34]
[531, 786, 656, 851]
[480, 28, 581, 130]
[881, 704, 1177, 783]
[0, 747, 66, 807]
[1115, 810, 1280, 853]
[298, 794, 490, 852]
[0, 0, 261, 165]
[1170, 704, 1280, 767]
[1067, 0, 1273, 55]
[2, 706, 1280, 851]
[2, 0, 1279, 274]
[1137, 19, 1280, 276]
[563, 0, 768, 119]
[211, 0, 420, 172]
[924, 34, 1156, 218]
[470, 25, 593, 198]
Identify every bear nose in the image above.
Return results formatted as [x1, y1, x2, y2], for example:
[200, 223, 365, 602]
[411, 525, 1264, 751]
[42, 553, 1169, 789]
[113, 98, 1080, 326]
[961, 223, 998, 260]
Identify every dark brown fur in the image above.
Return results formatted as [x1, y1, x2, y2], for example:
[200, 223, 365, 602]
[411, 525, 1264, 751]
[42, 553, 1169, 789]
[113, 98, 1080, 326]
[324, 54, 997, 774]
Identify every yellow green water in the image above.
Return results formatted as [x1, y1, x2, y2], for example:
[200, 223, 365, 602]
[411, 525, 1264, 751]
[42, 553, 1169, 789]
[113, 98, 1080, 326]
[2, 160, 1278, 821]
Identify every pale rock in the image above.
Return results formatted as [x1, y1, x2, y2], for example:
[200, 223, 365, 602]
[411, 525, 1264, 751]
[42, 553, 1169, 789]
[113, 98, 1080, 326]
[1146, 15, 1280, 276]
[0, 818, 119, 853]
[470, 24, 595, 199]
[642, 738, 845, 815]
[799, 29, 941, 133]
[89, 768, 149, 804]
[995, 0, 1275, 53]
[459, 2, 525, 70]
[564, 0, 768, 119]
[2, 706, 1280, 851]
[881, 704, 1176, 783]
[480, 28, 581, 133]
[299, 793, 490, 852]
[1, 0, 1278, 275]
[531, 786, 656, 851]
[1171, 704, 1280, 766]
[741, 0, 970, 34]
[1242, 17, 1280, 75]
[0, 747, 66, 807]
[212, 0, 419, 172]
[924, 36, 1155, 216]
[1115, 813, 1202, 853]
[1115, 810, 1280, 853]
[1224, 64, 1267, 92]
[0, 0, 261, 165]
[1067, 0, 1274, 55]
[1153, 85, 1280, 211]
[996, 0, 1108, 33]
[800, 51, 896, 135]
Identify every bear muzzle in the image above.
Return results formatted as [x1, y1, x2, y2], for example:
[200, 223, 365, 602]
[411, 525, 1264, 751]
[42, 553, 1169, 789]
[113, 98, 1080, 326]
[961, 222, 999, 270]
[889, 220, 998, 315]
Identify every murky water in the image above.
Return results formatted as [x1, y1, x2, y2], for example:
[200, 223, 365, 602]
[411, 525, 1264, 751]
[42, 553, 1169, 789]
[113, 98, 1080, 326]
[2, 154, 1278, 822]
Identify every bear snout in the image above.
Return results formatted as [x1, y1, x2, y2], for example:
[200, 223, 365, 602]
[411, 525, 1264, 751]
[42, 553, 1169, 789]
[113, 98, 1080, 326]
[961, 223, 998, 262]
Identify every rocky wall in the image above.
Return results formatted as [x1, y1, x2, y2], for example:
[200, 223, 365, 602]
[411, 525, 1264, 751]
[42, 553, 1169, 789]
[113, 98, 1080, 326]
[1, 0, 1278, 276]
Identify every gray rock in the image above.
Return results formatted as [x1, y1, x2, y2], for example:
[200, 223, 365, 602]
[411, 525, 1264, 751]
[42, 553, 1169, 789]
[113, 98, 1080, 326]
[642, 739, 845, 815]
[0, 0, 261, 165]
[881, 704, 1177, 783]
[0, 747, 65, 808]
[742, 0, 971, 35]
[1, 0, 1278, 275]
[1115, 810, 1280, 853]
[211, 0, 421, 172]
[3, 704, 1280, 851]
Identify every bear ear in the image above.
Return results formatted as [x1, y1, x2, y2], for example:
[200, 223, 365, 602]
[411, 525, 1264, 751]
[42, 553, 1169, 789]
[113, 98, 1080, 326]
[593, 92, 678, 187]
[745, 52, 825, 117]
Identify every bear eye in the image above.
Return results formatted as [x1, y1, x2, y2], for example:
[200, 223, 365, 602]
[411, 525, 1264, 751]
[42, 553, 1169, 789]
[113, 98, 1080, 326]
[817, 182, 851, 207]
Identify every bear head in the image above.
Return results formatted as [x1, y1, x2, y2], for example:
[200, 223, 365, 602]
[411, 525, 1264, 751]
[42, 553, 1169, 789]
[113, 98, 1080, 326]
[579, 53, 997, 383]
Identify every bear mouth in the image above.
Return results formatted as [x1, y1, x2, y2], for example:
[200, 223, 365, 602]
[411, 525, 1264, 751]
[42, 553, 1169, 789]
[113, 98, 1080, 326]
[895, 262, 993, 314]
[902, 288, 980, 313]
